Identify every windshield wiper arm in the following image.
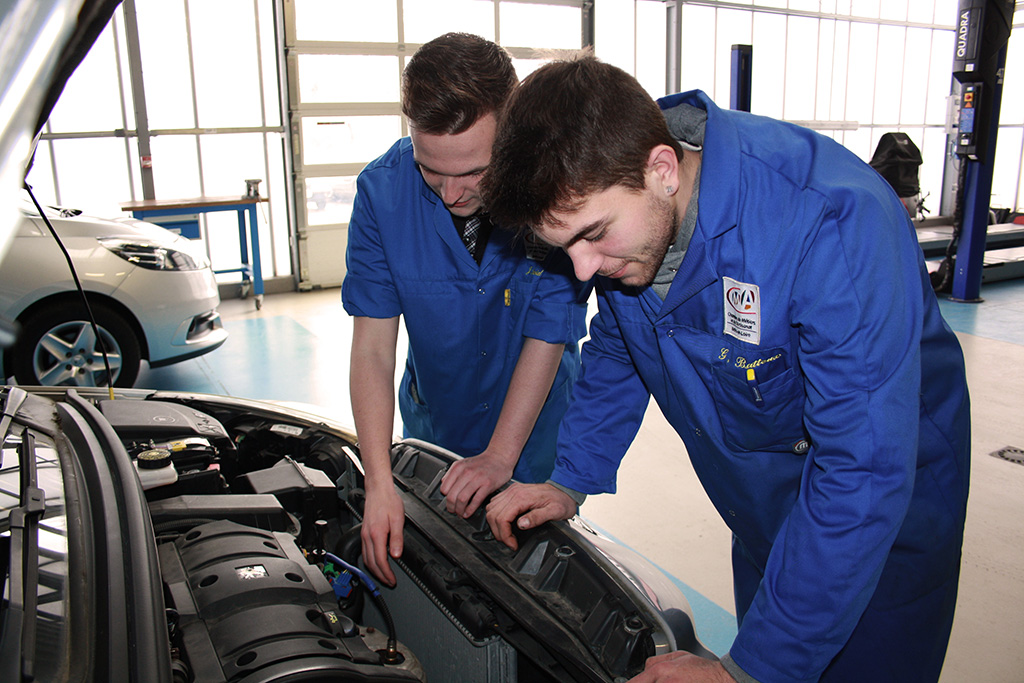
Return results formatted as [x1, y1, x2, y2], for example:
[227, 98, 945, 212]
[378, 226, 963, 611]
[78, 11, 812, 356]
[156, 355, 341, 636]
[0, 387, 28, 469]
[0, 431, 46, 683]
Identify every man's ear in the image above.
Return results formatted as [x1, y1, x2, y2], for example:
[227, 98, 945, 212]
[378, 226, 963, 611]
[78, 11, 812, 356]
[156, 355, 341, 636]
[646, 144, 681, 194]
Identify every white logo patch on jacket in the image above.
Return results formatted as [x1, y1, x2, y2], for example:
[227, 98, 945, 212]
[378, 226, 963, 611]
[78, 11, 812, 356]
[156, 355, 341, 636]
[723, 277, 761, 345]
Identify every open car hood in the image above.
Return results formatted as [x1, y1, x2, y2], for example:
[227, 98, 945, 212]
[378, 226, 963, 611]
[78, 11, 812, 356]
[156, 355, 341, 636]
[1, 385, 711, 682]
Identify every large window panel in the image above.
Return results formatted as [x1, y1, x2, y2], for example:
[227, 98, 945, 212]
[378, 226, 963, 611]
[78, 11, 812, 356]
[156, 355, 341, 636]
[136, 1, 195, 130]
[908, 0, 940, 23]
[293, 0, 398, 42]
[257, 0, 282, 125]
[47, 139, 137, 216]
[713, 9, 753, 107]
[679, 4, 716, 94]
[925, 31, 954, 126]
[46, 22, 126, 134]
[199, 133, 268, 197]
[880, 0, 910, 22]
[751, 12, 786, 119]
[850, 0, 881, 19]
[635, 0, 666, 98]
[297, 55, 401, 104]
[814, 20, 838, 121]
[149, 136, 202, 199]
[264, 135, 291, 277]
[595, 0, 638, 76]
[873, 25, 906, 124]
[301, 116, 403, 166]
[827, 20, 851, 125]
[845, 21, 879, 125]
[500, 3, 582, 49]
[992, 128, 1023, 210]
[305, 176, 357, 226]
[999, 30, 1024, 124]
[920, 126, 947, 207]
[784, 16, 819, 121]
[932, 0, 960, 24]
[189, 0, 265, 129]
[898, 27, 933, 125]
[840, 126, 872, 162]
[404, 0, 495, 43]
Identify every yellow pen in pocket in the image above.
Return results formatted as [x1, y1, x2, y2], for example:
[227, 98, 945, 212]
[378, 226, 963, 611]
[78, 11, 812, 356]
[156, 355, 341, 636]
[746, 367, 763, 404]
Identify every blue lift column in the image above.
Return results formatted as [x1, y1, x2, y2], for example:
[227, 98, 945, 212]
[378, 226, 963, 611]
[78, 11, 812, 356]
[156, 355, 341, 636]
[731, 44, 752, 112]
[949, 0, 1014, 302]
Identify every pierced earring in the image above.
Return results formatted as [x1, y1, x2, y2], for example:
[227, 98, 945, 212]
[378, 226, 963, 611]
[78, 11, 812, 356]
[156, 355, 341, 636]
[665, 186, 673, 194]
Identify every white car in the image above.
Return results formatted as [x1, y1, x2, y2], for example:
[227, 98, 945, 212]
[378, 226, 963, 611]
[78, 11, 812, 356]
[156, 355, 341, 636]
[0, 198, 227, 387]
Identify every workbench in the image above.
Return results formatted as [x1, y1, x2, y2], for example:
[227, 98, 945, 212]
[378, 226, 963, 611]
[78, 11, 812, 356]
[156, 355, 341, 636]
[121, 195, 267, 309]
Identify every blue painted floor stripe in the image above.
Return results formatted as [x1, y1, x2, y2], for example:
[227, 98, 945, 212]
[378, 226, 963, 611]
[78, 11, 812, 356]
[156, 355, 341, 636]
[937, 279, 1024, 346]
[136, 316, 355, 422]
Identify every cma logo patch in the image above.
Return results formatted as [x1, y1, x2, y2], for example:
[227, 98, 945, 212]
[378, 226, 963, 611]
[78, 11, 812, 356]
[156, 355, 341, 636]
[723, 277, 761, 345]
[726, 285, 757, 314]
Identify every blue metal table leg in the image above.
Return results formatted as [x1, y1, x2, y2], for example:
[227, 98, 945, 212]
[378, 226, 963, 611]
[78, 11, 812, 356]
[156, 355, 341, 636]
[246, 205, 264, 309]
[236, 208, 251, 298]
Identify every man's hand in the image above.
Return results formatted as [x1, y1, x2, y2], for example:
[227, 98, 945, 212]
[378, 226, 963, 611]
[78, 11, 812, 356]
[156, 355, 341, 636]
[485, 482, 578, 550]
[360, 485, 405, 587]
[440, 452, 515, 519]
[628, 652, 735, 682]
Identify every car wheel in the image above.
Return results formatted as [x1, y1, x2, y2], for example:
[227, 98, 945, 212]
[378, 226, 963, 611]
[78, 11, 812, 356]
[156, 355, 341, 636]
[12, 301, 142, 387]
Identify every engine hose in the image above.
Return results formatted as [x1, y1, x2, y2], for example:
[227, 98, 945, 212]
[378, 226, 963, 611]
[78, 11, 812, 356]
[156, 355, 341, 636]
[324, 551, 401, 663]
[337, 523, 363, 566]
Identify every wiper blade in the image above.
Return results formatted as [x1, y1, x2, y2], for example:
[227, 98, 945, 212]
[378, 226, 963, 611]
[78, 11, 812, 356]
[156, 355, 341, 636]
[0, 431, 46, 683]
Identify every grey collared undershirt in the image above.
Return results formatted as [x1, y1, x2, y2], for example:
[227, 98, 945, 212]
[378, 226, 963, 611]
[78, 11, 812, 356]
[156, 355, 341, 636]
[651, 102, 708, 300]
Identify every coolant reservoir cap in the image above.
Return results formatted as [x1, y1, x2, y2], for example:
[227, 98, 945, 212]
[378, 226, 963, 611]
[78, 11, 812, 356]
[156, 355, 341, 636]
[137, 448, 173, 469]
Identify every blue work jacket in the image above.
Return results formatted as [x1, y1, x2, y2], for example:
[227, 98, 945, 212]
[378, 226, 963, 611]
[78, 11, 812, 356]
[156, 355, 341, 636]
[343, 138, 589, 483]
[552, 92, 970, 681]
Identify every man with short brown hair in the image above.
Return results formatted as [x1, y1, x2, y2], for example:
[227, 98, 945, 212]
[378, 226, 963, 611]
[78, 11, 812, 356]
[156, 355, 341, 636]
[343, 34, 589, 588]
[483, 56, 970, 683]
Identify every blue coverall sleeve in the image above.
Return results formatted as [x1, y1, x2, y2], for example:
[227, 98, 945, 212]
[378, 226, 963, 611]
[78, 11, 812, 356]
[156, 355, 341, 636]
[342, 169, 402, 319]
[549, 286, 651, 494]
[521, 250, 590, 346]
[728, 192, 925, 682]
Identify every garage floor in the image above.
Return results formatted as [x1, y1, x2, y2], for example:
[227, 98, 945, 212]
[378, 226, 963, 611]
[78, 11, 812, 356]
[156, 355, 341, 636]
[136, 278, 1024, 682]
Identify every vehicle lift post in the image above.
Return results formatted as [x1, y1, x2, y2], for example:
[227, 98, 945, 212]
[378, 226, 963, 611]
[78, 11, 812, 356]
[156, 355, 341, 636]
[948, 0, 1014, 302]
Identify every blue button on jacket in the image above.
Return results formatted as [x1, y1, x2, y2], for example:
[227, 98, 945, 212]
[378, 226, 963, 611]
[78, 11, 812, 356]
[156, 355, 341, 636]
[343, 138, 589, 483]
[551, 92, 970, 681]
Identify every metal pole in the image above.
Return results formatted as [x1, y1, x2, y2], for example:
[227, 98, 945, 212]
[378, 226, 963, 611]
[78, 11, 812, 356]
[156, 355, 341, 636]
[666, 0, 682, 95]
[121, 0, 155, 199]
[582, 0, 594, 49]
[951, 44, 1008, 301]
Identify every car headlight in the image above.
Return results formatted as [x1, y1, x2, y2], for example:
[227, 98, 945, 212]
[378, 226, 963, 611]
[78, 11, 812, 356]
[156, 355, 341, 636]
[98, 238, 209, 271]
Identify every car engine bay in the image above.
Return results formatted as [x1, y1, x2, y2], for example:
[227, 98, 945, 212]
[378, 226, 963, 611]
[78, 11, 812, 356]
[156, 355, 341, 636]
[2, 387, 712, 682]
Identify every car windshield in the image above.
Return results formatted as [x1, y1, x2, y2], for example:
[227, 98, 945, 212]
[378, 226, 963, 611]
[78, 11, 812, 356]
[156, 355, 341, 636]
[0, 389, 72, 682]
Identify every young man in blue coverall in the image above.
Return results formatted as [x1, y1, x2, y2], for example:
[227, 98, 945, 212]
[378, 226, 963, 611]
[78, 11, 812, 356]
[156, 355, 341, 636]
[482, 56, 970, 683]
[343, 34, 589, 587]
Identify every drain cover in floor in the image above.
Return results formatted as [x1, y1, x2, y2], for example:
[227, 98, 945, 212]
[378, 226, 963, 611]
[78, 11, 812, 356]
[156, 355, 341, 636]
[990, 446, 1024, 465]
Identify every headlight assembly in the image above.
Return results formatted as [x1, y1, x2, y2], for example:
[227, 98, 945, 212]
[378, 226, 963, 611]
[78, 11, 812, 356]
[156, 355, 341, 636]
[98, 238, 209, 271]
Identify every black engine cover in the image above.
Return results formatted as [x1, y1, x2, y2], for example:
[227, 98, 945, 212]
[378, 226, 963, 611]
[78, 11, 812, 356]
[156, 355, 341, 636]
[158, 520, 422, 682]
